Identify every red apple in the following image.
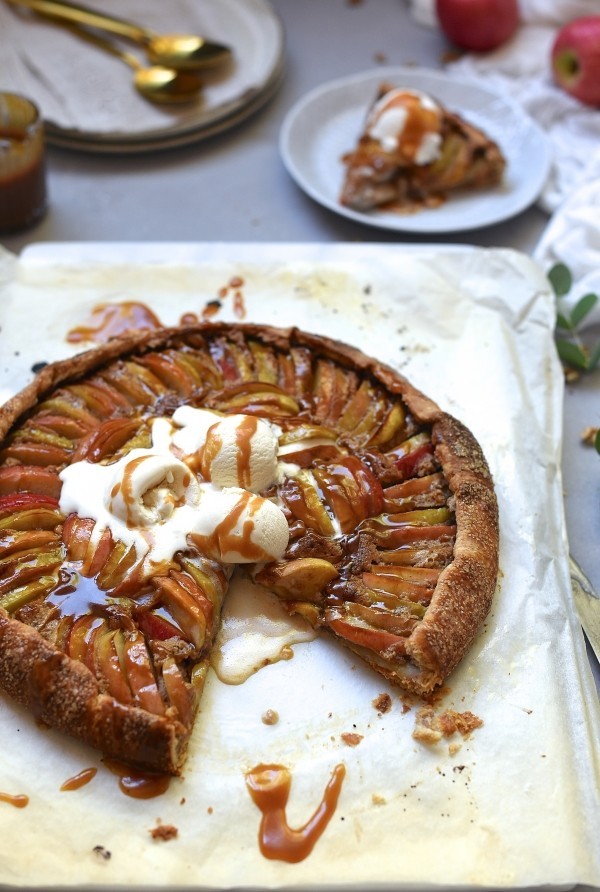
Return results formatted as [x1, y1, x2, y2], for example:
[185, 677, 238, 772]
[436, 0, 520, 52]
[552, 17, 600, 107]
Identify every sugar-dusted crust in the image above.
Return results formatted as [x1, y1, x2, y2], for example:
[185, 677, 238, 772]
[0, 607, 191, 773]
[0, 322, 499, 768]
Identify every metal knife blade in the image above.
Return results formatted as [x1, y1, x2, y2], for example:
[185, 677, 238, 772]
[570, 555, 600, 665]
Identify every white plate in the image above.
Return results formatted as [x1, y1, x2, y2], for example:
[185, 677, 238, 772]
[280, 67, 552, 234]
[0, 0, 284, 153]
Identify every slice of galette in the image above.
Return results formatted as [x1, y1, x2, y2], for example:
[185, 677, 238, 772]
[0, 323, 498, 774]
[340, 83, 506, 213]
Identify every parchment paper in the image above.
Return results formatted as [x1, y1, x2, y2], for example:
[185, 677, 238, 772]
[0, 242, 599, 890]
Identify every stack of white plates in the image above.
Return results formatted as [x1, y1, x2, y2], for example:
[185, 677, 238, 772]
[1, 0, 284, 153]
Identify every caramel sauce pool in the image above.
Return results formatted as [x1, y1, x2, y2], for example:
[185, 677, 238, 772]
[245, 763, 346, 862]
[103, 758, 170, 799]
[0, 791, 29, 808]
[66, 302, 162, 344]
[60, 767, 97, 791]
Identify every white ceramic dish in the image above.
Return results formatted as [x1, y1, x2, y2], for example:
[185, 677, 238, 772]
[280, 68, 552, 234]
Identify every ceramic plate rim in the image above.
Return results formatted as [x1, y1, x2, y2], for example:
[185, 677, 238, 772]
[279, 67, 552, 234]
[39, 0, 285, 153]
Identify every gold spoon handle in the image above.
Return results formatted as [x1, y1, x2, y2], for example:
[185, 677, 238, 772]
[4, 0, 151, 44]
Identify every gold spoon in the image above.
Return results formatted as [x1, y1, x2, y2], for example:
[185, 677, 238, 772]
[56, 22, 203, 104]
[4, 0, 232, 70]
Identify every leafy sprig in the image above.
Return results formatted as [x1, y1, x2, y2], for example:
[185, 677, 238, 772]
[549, 262, 600, 373]
[549, 263, 600, 456]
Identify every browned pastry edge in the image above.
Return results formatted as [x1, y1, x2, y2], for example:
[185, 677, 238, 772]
[0, 322, 499, 758]
[0, 607, 190, 774]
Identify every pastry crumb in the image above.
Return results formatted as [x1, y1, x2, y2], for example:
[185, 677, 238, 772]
[261, 708, 279, 725]
[371, 793, 386, 806]
[372, 692, 392, 714]
[581, 426, 599, 445]
[341, 732, 363, 747]
[150, 822, 178, 842]
[413, 706, 483, 744]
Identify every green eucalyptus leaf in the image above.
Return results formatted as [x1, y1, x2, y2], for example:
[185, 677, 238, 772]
[556, 312, 573, 330]
[548, 263, 572, 297]
[571, 292, 599, 327]
[595, 429, 600, 455]
[555, 338, 589, 370]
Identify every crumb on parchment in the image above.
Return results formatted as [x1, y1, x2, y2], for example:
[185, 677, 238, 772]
[372, 692, 392, 714]
[412, 706, 483, 745]
[581, 426, 599, 445]
[341, 732, 364, 747]
[150, 822, 179, 842]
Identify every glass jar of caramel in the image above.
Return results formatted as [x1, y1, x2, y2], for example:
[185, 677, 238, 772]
[0, 93, 47, 234]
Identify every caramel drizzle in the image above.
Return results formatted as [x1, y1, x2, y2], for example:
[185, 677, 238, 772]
[234, 416, 258, 490]
[66, 302, 162, 344]
[60, 767, 97, 791]
[245, 763, 346, 863]
[0, 791, 29, 808]
[190, 489, 265, 562]
[103, 759, 170, 799]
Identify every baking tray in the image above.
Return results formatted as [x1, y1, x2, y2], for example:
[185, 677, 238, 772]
[0, 242, 598, 889]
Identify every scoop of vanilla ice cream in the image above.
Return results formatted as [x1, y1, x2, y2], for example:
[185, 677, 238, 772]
[367, 88, 443, 164]
[169, 406, 222, 455]
[202, 414, 279, 492]
[109, 452, 199, 528]
[193, 485, 289, 563]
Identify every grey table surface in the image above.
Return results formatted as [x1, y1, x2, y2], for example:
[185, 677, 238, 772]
[1, 0, 599, 682]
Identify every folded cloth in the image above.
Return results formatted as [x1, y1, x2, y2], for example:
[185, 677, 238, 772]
[407, 0, 600, 213]
[534, 159, 600, 328]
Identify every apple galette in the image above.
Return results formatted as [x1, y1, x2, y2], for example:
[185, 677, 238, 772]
[0, 323, 498, 774]
[340, 83, 506, 213]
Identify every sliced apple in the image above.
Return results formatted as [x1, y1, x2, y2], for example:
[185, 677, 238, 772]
[137, 352, 198, 396]
[280, 471, 335, 536]
[367, 402, 407, 448]
[383, 472, 448, 511]
[209, 338, 253, 382]
[170, 349, 222, 389]
[122, 631, 164, 715]
[72, 417, 141, 463]
[162, 657, 194, 726]
[325, 609, 409, 656]
[94, 628, 134, 706]
[0, 545, 63, 596]
[249, 340, 280, 384]
[291, 347, 314, 397]
[375, 541, 455, 567]
[0, 441, 72, 467]
[153, 573, 208, 649]
[0, 466, 62, 498]
[255, 558, 338, 601]
[0, 575, 59, 613]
